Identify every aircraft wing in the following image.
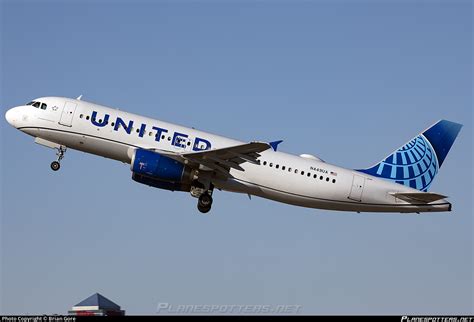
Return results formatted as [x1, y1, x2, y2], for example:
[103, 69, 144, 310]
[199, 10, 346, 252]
[152, 141, 271, 176]
[390, 192, 447, 204]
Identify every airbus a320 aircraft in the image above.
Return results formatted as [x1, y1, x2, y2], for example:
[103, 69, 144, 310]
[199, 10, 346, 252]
[5, 96, 462, 214]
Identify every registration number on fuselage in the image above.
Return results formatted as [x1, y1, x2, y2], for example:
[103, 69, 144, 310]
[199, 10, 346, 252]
[310, 166, 328, 174]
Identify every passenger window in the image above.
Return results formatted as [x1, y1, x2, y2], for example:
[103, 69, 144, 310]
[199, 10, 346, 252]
[269, 163, 273, 167]
[288, 167, 292, 172]
[301, 171, 304, 175]
[332, 179, 336, 183]
[263, 161, 267, 166]
[40, 103, 47, 110]
[326, 177, 330, 182]
[313, 174, 317, 179]
[282, 166, 286, 171]
[276, 164, 279, 169]
[320, 176, 323, 180]
[307, 173, 311, 177]
[294, 169, 298, 174]
[86, 116, 90, 120]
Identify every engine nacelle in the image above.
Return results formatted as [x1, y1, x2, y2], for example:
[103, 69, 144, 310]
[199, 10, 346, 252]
[132, 173, 191, 192]
[131, 149, 192, 191]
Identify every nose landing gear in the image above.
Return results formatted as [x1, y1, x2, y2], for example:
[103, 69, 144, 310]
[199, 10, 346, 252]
[50, 161, 60, 171]
[50, 146, 66, 171]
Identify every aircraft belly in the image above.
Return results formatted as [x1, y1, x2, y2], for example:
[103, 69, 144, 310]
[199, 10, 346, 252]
[254, 186, 450, 212]
[229, 168, 450, 213]
[34, 128, 130, 163]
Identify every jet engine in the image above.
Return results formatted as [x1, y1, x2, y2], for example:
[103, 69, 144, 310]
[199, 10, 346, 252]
[130, 149, 193, 191]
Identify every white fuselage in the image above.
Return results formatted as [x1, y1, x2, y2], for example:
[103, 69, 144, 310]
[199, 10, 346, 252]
[5, 97, 451, 213]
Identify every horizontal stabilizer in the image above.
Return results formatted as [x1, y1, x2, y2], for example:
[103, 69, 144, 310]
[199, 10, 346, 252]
[390, 192, 447, 204]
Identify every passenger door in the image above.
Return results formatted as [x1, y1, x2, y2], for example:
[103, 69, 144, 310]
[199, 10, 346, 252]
[59, 101, 77, 127]
[348, 174, 366, 202]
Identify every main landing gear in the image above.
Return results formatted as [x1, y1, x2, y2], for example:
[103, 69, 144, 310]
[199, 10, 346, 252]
[191, 180, 214, 214]
[50, 146, 66, 171]
[197, 193, 213, 214]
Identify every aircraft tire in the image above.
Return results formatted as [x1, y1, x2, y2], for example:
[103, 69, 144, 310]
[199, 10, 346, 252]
[50, 161, 60, 171]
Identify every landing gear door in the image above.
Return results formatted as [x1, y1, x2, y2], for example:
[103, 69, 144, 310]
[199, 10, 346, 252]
[59, 101, 77, 127]
[348, 174, 366, 202]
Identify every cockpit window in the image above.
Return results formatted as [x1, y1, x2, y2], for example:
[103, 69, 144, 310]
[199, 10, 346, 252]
[28, 101, 47, 109]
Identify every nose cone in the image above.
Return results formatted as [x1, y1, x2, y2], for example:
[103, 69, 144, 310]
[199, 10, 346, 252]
[5, 107, 19, 127]
[5, 108, 15, 126]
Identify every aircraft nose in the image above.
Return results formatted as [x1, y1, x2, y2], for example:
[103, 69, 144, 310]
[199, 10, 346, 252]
[5, 107, 19, 127]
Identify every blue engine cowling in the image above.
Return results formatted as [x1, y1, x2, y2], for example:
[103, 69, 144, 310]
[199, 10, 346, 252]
[131, 149, 192, 191]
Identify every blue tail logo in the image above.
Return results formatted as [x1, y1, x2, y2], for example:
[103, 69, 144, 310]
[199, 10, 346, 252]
[358, 120, 462, 191]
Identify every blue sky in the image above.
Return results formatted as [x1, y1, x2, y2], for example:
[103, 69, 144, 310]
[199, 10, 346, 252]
[1, 0, 472, 315]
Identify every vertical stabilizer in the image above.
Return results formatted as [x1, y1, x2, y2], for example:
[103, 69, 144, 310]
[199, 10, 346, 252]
[358, 120, 462, 191]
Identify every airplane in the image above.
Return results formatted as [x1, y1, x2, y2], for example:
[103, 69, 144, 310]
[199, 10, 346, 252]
[5, 96, 462, 214]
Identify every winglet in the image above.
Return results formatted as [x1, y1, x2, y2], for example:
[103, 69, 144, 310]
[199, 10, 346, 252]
[269, 140, 283, 151]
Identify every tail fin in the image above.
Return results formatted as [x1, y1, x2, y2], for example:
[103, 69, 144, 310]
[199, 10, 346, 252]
[358, 120, 462, 191]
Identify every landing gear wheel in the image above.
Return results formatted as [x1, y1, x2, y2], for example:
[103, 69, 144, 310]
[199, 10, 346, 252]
[199, 194, 212, 207]
[50, 161, 60, 171]
[197, 194, 213, 214]
[198, 204, 211, 214]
